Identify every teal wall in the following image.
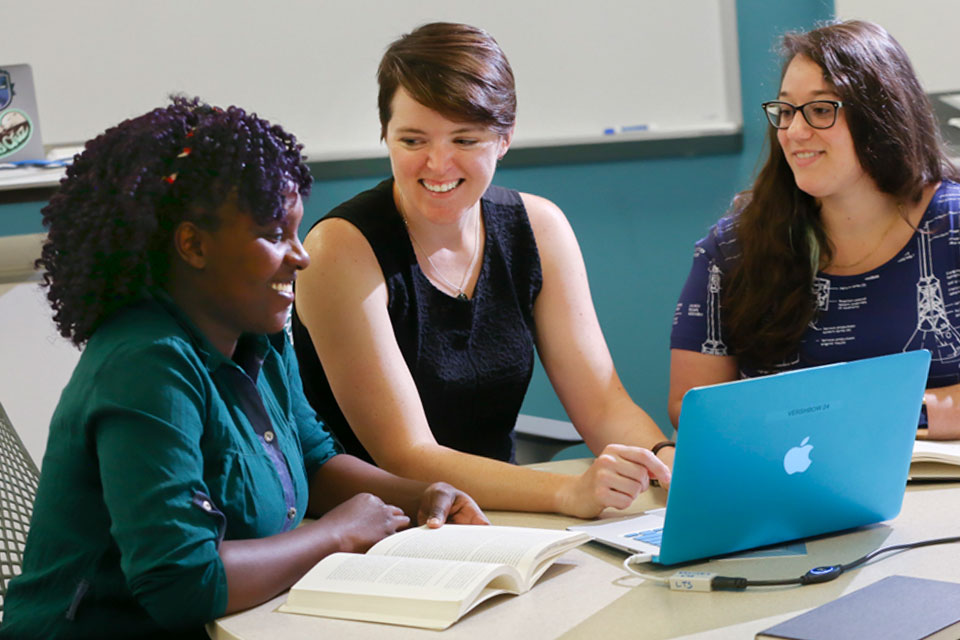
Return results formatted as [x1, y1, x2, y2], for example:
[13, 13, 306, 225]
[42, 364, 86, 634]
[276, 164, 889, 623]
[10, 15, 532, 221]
[0, 0, 833, 434]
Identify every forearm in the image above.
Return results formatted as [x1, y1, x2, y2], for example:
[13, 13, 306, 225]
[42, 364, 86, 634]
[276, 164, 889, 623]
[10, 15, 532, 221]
[575, 390, 669, 454]
[380, 442, 573, 513]
[219, 520, 340, 614]
[923, 384, 960, 439]
[223, 455, 425, 615]
[307, 453, 426, 518]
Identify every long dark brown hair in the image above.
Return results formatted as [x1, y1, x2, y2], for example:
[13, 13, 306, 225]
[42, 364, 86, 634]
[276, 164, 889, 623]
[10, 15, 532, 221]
[724, 20, 960, 368]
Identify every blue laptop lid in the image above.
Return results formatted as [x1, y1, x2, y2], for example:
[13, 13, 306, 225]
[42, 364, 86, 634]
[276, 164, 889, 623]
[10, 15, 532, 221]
[657, 349, 930, 565]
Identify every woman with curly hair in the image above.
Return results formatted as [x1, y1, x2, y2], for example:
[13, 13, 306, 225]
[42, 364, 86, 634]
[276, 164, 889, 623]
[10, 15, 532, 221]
[670, 20, 960, 437]
[0, 97, 485, 640]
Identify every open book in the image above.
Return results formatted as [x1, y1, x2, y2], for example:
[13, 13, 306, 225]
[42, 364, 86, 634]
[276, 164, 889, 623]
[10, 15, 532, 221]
[278, 524, 590, 630]
[910, 440, 960, 481]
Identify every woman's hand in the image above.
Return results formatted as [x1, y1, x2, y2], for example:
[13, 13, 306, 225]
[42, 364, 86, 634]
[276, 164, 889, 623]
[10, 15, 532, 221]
[317, 492, 411, 554]
[558, 444, 671, 519]
[417, 482, 489, 528]
[923, 386, 960, 440]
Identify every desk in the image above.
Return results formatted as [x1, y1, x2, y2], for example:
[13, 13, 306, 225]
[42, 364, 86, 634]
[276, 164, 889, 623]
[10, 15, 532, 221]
[210, 459, 960, 640]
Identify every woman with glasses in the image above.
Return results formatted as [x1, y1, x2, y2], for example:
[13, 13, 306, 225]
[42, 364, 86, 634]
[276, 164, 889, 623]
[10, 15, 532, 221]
[669, 20, 960, 438]
[293, 23, 672, 519]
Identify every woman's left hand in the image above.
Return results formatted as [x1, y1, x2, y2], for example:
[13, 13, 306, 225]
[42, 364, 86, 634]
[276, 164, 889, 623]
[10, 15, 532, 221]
[923, 386, 960, 439]
[417, 482, 490, 528]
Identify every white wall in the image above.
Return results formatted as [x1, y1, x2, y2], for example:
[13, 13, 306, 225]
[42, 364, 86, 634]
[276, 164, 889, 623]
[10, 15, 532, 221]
[5, 0, 741, 160]
[835, 0, 958, 93]
[0, 277, 81, 467]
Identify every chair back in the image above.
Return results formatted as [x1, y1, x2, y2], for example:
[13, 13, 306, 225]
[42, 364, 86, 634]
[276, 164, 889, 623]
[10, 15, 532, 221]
[0, 402, 39, 622]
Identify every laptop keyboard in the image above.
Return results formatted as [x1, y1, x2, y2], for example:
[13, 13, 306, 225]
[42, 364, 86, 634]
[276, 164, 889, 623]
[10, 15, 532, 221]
[623, 527, 663, 546]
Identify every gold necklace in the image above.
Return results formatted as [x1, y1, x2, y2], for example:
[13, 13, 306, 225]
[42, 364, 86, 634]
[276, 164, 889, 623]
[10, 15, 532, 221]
[402, 209, 482, 301]
[827, 203, 905, 271]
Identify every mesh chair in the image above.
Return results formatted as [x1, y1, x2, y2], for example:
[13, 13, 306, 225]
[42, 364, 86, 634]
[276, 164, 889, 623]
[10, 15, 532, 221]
[0, 402, 39, 623]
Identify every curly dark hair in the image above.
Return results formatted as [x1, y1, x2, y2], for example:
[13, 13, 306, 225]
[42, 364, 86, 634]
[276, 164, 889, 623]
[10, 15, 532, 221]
[37, 96, 312, 346]
[723, 20, 960, 369]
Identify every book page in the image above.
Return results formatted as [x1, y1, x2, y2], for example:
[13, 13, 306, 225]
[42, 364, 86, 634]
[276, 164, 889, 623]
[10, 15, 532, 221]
[367, 525, 588, 590]
[292, 552, 520, 598]
[913, 440, 960, 465]
[280, 553, 521, 629]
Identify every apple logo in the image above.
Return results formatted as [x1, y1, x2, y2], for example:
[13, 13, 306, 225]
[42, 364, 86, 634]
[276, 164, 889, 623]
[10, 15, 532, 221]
[783, 437, 813, 475]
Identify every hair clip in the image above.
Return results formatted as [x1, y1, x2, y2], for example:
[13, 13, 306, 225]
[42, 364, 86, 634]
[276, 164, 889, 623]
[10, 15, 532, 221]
[162, 128, 194, 183]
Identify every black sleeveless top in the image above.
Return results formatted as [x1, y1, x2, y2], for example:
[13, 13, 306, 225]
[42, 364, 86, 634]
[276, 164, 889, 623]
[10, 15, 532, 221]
[292, 179, 542, 463]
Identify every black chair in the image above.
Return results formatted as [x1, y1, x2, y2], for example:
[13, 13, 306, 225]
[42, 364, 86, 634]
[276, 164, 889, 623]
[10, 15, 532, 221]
[0, 402, 39, 622]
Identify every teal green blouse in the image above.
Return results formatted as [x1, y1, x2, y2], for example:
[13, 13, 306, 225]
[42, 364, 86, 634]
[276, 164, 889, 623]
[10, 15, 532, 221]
[0, 294, 339, 639]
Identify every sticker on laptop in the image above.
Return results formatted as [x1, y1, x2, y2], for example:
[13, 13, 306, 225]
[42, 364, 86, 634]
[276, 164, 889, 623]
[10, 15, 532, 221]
[0, 69, 12, 111]
[0, 108, 34, 159]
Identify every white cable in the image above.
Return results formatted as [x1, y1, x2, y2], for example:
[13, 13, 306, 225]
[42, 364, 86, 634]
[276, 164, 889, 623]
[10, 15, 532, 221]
[622, 553, 668, 584]
[622, 554, 718, 591]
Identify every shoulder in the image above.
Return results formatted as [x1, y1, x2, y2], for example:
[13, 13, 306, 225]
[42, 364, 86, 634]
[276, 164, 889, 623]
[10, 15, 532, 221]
[89, 300, 199, 362]
[930, 179, 960, 212]
[482, 183, 524, 208]
[304, 179, 393, 249]
[917, 180, 960, 233]
[298, 218, 386, 326]
[88, 303, 205, 376]
[692, 205, 742, 269]
[304, 179, 399, 272]
[516, 192, 570, 242]
[303, 215, 376, 262]
[73, 303, 211, 416]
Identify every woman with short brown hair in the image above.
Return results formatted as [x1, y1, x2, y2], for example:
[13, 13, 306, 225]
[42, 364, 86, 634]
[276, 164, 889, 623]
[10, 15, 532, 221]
[294, 22, 672, 518]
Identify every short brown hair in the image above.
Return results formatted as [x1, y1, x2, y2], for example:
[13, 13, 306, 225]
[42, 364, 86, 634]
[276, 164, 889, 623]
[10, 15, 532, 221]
[377, 22, 516, 139]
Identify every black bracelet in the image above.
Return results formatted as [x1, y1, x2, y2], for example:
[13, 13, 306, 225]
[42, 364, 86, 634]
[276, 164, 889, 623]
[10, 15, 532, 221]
[651, 440, 676, 456]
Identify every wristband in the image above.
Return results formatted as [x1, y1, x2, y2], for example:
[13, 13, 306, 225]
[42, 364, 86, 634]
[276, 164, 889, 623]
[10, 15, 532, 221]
[652, 440, 676, 456]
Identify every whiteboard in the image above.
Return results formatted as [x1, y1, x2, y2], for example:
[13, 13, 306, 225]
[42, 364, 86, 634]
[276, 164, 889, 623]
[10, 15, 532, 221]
[835, 0, 958, 93]
[5, 0, 741, 161]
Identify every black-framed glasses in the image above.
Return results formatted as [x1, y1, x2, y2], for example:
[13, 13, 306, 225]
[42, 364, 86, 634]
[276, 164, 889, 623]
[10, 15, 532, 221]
[761, 100, 844, 130]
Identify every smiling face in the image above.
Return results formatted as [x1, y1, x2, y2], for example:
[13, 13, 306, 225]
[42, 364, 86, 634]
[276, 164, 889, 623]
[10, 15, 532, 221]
[385, 87, 511, 225]
[777, 55, 871, 205]
[184, 188, 309, 355]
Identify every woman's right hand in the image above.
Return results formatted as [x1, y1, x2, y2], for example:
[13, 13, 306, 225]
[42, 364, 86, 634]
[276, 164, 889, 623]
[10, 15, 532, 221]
[558, 444, 671, 519]
[317, 492, 411, 553]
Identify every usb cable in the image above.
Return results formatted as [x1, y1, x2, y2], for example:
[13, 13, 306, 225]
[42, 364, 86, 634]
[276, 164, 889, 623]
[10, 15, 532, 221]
[622, 535, 960, 591]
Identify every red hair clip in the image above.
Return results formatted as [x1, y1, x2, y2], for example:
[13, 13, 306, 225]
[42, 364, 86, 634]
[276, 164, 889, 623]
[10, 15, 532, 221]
[162, 128, 195, 183]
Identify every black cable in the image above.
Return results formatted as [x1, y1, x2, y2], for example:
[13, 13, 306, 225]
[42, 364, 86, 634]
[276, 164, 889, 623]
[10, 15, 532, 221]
[710, 535, 960, 590]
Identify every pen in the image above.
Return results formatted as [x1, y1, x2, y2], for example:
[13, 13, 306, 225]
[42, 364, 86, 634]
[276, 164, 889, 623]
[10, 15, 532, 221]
[0, 158, 71, 170]
[603, 124, 655, 135]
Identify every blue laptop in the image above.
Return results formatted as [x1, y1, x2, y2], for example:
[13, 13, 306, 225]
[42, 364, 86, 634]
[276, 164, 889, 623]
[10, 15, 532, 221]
[569, 350, 930, 565]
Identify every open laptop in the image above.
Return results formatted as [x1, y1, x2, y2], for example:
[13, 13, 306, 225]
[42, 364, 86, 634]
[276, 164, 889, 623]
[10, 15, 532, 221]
[0, 63, 45, 163]
[569, 350, 931, 565]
